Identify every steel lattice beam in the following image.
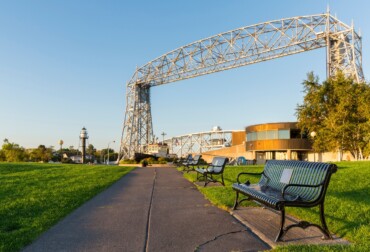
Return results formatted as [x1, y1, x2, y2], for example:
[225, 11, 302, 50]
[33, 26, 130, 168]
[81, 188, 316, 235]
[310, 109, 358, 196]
[164, 130, 234, 157]
[119, 13, 365, 159]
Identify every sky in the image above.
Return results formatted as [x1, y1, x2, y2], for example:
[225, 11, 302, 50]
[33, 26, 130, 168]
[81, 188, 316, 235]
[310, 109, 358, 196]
[0, 0, 369, 152]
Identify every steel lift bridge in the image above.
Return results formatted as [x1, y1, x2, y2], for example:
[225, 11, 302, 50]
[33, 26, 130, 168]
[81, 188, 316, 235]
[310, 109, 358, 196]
[119, 12, 364, 159]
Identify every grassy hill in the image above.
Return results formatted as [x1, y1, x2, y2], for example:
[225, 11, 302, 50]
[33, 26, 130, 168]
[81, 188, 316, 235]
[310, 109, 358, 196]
[0, 162, 134, 252]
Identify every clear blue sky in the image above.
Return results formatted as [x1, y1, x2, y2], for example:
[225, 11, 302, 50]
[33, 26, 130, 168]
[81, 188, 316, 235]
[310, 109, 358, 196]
[0, 0, 369, 151]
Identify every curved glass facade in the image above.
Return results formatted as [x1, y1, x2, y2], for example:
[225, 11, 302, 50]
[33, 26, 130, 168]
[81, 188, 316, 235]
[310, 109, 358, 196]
[247, 129, 290, 141]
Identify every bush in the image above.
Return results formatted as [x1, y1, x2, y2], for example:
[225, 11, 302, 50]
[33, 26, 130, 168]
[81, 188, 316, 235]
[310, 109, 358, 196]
[140, 159, 148, 167]
[166, 157, 176, 162]
[119, 159, 136, 164]
[158, 157, 166, 162]
[199, 158, 208, 165]
[146, 157, 156, 164]
[61, 158, 74, 164]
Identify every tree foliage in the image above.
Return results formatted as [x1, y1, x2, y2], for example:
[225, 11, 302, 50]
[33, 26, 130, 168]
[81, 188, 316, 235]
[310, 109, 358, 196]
[29, 145, 53, 162]
[296, 72, 370, 160]
[0, 139, 27, 162]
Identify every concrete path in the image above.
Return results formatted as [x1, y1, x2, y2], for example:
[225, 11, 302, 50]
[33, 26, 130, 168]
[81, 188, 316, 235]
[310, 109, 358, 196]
[23, 168, 269, 252]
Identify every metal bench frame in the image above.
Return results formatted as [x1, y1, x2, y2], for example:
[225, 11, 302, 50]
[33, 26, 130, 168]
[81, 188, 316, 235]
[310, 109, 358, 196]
[175, 154, 192, 167]
[232, 160, 337, 242]
[195, 157, 229, 187]
[182, 154, 202, 173]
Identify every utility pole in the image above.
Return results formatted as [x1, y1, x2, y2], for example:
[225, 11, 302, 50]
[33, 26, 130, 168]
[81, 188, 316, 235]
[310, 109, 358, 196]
[161, 132, 166, 145]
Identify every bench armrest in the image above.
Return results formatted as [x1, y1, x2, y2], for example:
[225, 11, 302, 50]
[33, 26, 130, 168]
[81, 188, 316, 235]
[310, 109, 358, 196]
[236, 171, 263, 184]
[281, 182, 324, 201]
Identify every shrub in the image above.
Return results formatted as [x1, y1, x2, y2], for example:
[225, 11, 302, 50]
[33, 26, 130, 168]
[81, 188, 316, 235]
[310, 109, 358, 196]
[199, 158, 208, 165]
[61, 158, 74, 164]
[146, 157, 156, 164]
[140, 159, 148, 167]
[119, 159, 136, 164]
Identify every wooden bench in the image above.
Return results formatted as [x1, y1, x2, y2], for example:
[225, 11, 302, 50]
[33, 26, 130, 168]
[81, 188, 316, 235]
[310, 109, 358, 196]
[182, 154, 202, 173]
[195, 157, 229, 186]
[232, 160, 337, 242]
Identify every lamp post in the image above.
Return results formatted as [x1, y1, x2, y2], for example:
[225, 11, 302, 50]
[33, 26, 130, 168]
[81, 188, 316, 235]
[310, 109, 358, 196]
[107, 140, 115, 165]
[310, 131, 317, 161]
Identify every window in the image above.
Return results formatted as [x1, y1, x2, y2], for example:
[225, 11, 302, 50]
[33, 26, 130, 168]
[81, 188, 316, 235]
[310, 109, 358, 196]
[266, 130, 278, 139]
[248, 129, 291, 140]
[278, 130, 290, 139]
[257, 131, 266, 140]
[247, 132, 257, 141]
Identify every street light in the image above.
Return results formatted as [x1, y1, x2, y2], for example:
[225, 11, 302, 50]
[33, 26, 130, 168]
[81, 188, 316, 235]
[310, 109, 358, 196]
[310, 131, 316, 161]
[107, 140, 115, 165]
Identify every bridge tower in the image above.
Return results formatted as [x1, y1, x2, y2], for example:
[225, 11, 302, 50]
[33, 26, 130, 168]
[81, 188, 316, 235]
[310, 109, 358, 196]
[120, 83, 153, 158]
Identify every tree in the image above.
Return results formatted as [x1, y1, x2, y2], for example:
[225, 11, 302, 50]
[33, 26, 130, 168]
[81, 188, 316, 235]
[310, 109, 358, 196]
[86, 144, 96, 162]
[29, 145, 53, 162]
[98, 148, 116, 163]
[1, 139, 27, 162]
[63, 146, 81, 157]
[87, 144, 96, 156]
[296, 72, 370, 160]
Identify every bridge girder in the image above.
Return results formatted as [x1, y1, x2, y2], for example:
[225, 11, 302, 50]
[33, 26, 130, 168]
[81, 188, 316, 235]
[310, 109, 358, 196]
[120, 13, 365, 159]
[164, 130, 235, 157]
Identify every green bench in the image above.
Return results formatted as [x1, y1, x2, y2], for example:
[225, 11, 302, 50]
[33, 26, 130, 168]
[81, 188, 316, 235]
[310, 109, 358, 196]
[195, 157, 228, 186]
[175, 154, 192, 167]
[232, 160, 337, 242]
[182, 154, 202, 173]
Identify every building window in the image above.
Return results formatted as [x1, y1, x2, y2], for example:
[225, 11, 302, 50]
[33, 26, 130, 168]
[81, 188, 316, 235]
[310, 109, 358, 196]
[247, 129, 291, 141]
[266, 130, 278, 139]
[278, 130, 290, 139]
[247, 132, 257, 141]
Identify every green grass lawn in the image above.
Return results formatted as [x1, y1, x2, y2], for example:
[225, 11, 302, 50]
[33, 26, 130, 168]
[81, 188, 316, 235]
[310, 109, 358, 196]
[182, 162, 370, 251]
[0, 162, 134, 252]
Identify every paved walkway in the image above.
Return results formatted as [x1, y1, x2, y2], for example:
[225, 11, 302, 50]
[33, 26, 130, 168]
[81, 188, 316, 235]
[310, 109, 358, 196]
[23, 168, 269, 252]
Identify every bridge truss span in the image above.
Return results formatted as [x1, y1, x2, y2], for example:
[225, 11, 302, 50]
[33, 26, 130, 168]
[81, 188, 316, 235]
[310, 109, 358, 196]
[120, 12, 364, 159]
[163, 130, 238, 158]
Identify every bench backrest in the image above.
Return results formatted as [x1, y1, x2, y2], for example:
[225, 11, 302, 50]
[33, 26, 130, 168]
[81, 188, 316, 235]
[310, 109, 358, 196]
[190, 154, 202, 165]
[186, 154, 193, 161]
[208, 157, 229, 173]
[260, 160, 337, 202]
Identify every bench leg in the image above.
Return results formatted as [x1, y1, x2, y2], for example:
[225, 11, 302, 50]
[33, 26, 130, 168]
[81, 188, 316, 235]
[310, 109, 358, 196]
[186, 165, 190, 173]
[221, 174, 225, 186]
[204, 173, 209, 187]
[182, 165, 187, 172]
[319, 202, 332, 239]
[275, 207, 286, 242]
[233, 192, 249, 210]
[276, 203, 332, 241]
[232, 191, 239, 210]
[187, 165, 194, 173]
